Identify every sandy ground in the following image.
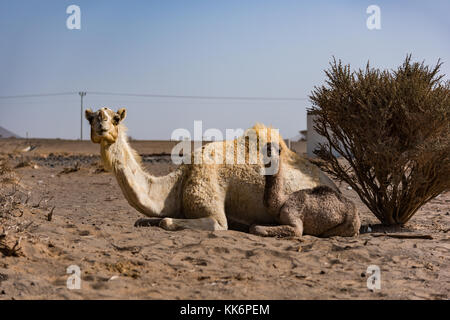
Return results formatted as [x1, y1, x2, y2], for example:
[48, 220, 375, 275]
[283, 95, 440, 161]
[0, 138, 448, 300]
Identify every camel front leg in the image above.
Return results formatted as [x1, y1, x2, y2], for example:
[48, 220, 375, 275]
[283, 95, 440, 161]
[250, 207, 303, 237]
[159, 217, 227, 231]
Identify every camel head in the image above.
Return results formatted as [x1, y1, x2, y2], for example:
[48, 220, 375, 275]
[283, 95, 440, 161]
[262, 142, 282, 176]
[85, 107, 126, 144]
[264, 142, 281, 167]
[265, 142, 281, 158]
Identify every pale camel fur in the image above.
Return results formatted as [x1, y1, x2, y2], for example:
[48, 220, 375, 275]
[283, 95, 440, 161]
[85, 107, 340, 233]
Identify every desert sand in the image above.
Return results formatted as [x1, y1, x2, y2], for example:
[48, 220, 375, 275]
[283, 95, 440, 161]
[0, 138, 448, 299]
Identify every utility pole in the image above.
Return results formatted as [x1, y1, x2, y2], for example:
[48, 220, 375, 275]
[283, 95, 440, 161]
[79, 92, 86, 140]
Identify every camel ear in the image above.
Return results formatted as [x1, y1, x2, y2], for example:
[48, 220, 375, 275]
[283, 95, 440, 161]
[116, 108, 127, 122]
[85, 108, 94, 122]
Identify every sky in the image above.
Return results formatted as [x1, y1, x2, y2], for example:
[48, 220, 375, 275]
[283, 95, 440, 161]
[0, 0, 449, 140]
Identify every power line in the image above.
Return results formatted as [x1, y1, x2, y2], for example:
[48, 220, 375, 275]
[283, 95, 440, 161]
[0, 92, 76, 99]
[88, 91, 308, 101]
[0, 90, 309, 141]
[0, 91, 308, 101]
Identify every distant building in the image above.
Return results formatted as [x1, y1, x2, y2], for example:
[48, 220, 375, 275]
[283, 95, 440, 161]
[290, 130, 307, 142]
[299, 130, 307, 141]
[0, 126, 21, 139]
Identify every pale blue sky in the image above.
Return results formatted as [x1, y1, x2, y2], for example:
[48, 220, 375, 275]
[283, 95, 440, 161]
[0, 0, 449, 139]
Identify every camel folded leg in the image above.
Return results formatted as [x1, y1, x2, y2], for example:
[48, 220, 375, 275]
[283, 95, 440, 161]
[250, 207, 303, 237]
[159, 217, 227, 231]
[249, 224, 303, 237]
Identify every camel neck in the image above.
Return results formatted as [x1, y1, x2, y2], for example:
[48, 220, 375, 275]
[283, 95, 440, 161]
[263, 158, 287, 216]
[100, 127, 182, 217]
[101, 127, 142, 174]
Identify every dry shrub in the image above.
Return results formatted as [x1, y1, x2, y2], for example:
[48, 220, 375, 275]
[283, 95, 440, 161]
[309, 55, 450, 225]
[0, 158, 52, 257]
[58, 161, 80, 175]
[0, 161, 25, 256]
[0, 159, 11, 175]
[14, 155, 35, 169]
[0, 232, 22, 257]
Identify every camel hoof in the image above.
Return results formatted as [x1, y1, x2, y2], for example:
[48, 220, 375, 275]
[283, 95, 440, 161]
[134, 218, 163, 227]
[159, 218, 176, 231]
[249, 225, 268, 237]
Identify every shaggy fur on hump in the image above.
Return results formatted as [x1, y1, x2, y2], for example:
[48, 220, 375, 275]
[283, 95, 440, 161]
[188, 122, 299, 166]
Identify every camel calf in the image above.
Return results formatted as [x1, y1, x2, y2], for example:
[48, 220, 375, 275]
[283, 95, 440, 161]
[250, 143, 360, 238]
